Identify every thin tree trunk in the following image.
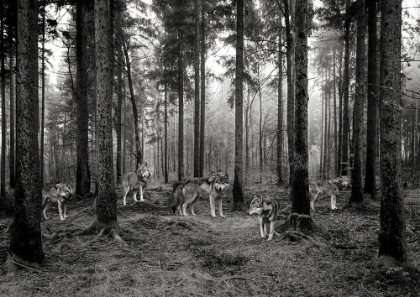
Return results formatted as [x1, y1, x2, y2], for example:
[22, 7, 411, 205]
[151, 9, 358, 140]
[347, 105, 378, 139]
[1, 9, 6, 198]
[337, 40, 344, 176]
[333, 49, 338, 176]
[258, 63, 263, 184]
[40, 1, 46, 187]
[232, 0, 246, 211]
[9, 53, 15, 188]
[199, 1, 206, 177]
[284, 0, 295, 185]
[164, 80, 168, 183]
[341, 0, 351, 176]
[378, 0, 407, 262]
[123, 42, 142, 168]
[177, 25, 184, 181]
[193, 0, 200, 177]
[277, 26, 284, 185]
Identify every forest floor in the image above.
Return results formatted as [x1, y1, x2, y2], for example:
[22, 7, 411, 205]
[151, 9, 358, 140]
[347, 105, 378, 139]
[0, 182, 419, 297]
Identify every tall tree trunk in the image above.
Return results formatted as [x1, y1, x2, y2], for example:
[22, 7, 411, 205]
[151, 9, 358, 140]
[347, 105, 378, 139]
[199, 2, 206, 177]
[277, 26, 284, 185]
[258, 63, 263, 184]
[378, 0, 407, 262]
[164, 80, 169, 183]
[349, 0, 366, 207]
[75, 0, 91, 196]
[364, 0, 377, 199]
[115, 0, 125, 184]
[93, 0, 118, 230]
[9, 0, 44, 265]
[341, 0, 351, 176]
[333, 49, 338, 176]
[177, 25, 184, 181]
[1, 8, 6, 198]
[337, 40, 344, 176]
[284, 0, 295, 185]
[9, 53, 15, 188]
[193, 0, 200, 177]
[39, 1, 46, 186]
[320, 74, 324, 178]
[280, 0, 316, 235]
[123, 42, 142, 169]
[232, 0, 245, 211]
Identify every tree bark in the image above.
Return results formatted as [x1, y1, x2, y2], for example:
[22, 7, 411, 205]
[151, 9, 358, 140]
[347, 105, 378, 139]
[341, 0, 351, 176]
[378, 0, 407, 262]
[123, 42, 142, 169]
[364, 0, 377, 199]
[94, 0, 118, 227]
[232, 0, 246, 211]
[9, 0, 44, 265]
[349, 0, 366, 207]
[9, 53, 15, 188]
[284, 0, 295, 185]
[200, 1, 206, 177]
[1, 7, 6, 198]
[177, 25, 184, 181]
[277, 26, 284, 185]
[193, 0, 200, 177]
[75, 0, 91, 196]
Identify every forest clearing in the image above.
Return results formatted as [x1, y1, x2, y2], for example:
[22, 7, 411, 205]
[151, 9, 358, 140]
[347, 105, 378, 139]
[1, 181, 419, 297]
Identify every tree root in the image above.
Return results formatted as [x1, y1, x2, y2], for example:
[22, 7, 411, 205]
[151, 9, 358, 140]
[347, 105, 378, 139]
[74, 219, 127, 246]
[5, 252, 45, 272]
[276, 213, 330, 246]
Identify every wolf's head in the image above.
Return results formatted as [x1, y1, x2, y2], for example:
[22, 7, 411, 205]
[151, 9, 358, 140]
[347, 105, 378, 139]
[136, 162, 151, 183]
[248, 197, 264, 215]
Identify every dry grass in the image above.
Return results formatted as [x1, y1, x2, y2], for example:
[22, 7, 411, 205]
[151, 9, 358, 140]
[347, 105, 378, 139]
[0, 183, 419, 297]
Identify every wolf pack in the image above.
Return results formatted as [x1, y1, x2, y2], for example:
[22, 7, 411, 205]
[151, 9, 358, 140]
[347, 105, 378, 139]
[43, 162, 351, 241]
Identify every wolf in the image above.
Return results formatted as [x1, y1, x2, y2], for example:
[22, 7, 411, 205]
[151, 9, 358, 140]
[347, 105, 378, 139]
[122, 162, 151, 205]
[248, 196, 281, 241]
[171, 171, 230, 217]
[42, 182, 74, 221]
[309, 180, 339, 211]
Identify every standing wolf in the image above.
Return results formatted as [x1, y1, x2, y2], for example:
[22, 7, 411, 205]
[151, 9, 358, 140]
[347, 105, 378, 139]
[309, 180, 339, 211]
[248, 196, 281, 241]
[121, 163, 151, 205]
[171, 171, 230, 217]
[42, 182, 74, 221]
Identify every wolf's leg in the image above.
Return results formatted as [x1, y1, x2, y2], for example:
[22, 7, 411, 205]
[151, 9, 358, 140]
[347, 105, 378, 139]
[263, 222, 267, 237]
[209, 194, 216, 217]
[310, 194, 317, 211]
[132, 188, 139, 202]
[217, 198, 224, 217]
[63, 203, 68, 218]
[267, 221, 275, 241]
[331, 195, 337, 209]
[182, 202, 189, 216]
[139, 185, 144, 202]
[177, 205, 182, 216]
[190, 198, 199, 215]
[122, 186, 130, 206]
[58, 200, 65, 221]
[42, 202, 50, 220]
[258, 216, 265, 238]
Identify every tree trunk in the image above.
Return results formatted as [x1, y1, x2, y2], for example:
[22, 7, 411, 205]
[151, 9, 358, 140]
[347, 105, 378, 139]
[94, 0, 118, 228]
[75, 0, 91, 196]
[258, 63, 263, 184]
[289, 0, 311, 221]
[123, 42, 142, 169]
[277, 26, 284, 185]
[378, 0, 407, 262]
[164, 80, 169, 183]
[199, 1, 206, 177]
[341, 0, 351, 176]
[349, 1, 366, 207]
[1, 8, 6, 198]
[232, 0, 245, 212]
[284, 0, 295, 185]
[193, 0, 200, 177]
[364, 0, 378, 199]
[333, 49, 338, 176]
[337, 40, 344, 176]
[9, 0, 44, 265]
[9, 53, 15, 188]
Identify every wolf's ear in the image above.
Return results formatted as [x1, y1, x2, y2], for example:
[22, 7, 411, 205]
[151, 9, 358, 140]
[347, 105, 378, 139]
[208, 175, 215, 183]
[144, 161, 148, 166]
[263, 201, 269, 210]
